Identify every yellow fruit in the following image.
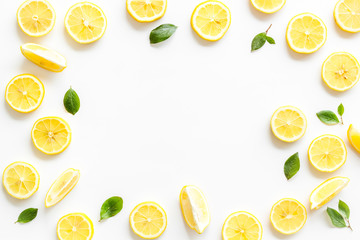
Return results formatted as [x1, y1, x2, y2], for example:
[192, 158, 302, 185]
[286, 13, 327, 54]
[222, 211, 263, 240]
[250, 0, 286, 14]
[180, 185, 210, 234]
[270, 106, 307, 142]
[191, 0, 231, 41]
[57, 213, 94, 240]
[270, 198, 307, 235]
[5, 74, 44, 113]
[65, 2, 107, 44]
[310, 177, 349, 210]
[31, 117, 71, 155]
[348, 124, 360, 153]
[17, 0, 55, 37]
[126, 0, 167, 22]
[334, 0, 360, 33]
[3, 162, 40, 199]
[130, 202, 167, 239]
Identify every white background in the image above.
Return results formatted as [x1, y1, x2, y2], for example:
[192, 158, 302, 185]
[1, 0, 360, 239]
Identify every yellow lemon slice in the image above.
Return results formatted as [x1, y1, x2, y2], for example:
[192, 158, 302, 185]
[334, 0, 360, 33]
[126, 0, 167, 22]
[270, 198, 307, 235]
[17, 0, 55, 37]
[222, 211, 263, 240]
[286, 13, 327, 54]
[308, 134, 347, 172]
[270, 106, 307, 142]
[45, 168, 80, 208]
[310, 177, 349, 210]
[348, 124, 360, 153]
[130, 202, 167, 239]
[180, 185, 210, 234]
[5, 74, 44, 113]
[3, 162, 40, 199]
[191, 0, 231, 41]
[65, 2, 107, 44]
[57, 213, 94, 240]
[31, 117, 71, 155]
[250, 0, 286, 14]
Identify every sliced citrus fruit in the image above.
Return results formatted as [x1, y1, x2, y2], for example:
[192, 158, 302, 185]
[310, 177, 349, 210]
[180, 185, 210, 234]
[270, 106, 307, 142]
[126, 0, 167, 22]
[191, 0, 231, 41]
[286, 13, 327, 54]
[348, 124, 360, 153]
[222, 211, 263, 240]
[17, 0, 55, 37]
[130, 202, 167, 239]
[65, 2, 107, 44]
[270, 198, 307, 235]
[3, 162, 40, 199]
[334, 0, 360, 33]
[57, 213, 94, 240]
[250, 0, 286, 14]
[31, 117, 71, 155]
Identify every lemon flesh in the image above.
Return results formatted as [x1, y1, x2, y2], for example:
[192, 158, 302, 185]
[250, 0, 286, 14]
[57, 213, 94, 240]
[127, 0, 167, 22]
[348, 124, 360, 153]
[335, 0, 360, 33]
[222, 211, 263, 240]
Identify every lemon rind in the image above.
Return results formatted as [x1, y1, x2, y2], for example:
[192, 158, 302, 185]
[126, 0, 167, 23]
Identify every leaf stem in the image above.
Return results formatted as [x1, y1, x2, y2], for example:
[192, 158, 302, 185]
[265, 24, 272, 34]
[340, 116, 344, 125]
[346, 219, 353, 231]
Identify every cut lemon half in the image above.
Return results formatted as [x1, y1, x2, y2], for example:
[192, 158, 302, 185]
[322, 52, 360, 92]
[45, 168, 80, 208]
[126, 0, 167, 22]
[310, 177, 349, 210]
[335, 0, 360, 33]
[130, 202, 167, 239]
[348, 124, 360, 153]
[65, 2, 107, 44]
[17, 0, 55, 37]
[286, 13, 327, 54]
[270, 106, 307, 142]
[250, 0, 286, 14]
[270, 198, 307, 235]
[5, 74, 44, 113]
[191, 0, 231, 41]
[180, 185, 210, 234]
[31, 117, 71, 155]
[57, 213, 94, 240]
[308, 134, 347, 172]
[3, 162, 40, 199]
[222, 211, 263, 240]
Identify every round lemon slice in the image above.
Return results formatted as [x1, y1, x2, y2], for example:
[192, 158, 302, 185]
[286, 13, 327, 54]
[310, 177, 349, 210]
[270, 198, 307, 235]
[65, 2, 107, 44]
[191, 0, 231, 41]
[222, 211, 263, 240]
[335, 0, 360, 33]
[3, 162, 40, 199]
[57, 213, 94, 240]
[31, 117, 71, 155]
[250, 0, 286, 14]
[17, 0, 55, 37]
[127, 0, 167, 22]
[348, 124, 360, 153]
[130, 202, 167, 239]
[180, 185, 210, 234]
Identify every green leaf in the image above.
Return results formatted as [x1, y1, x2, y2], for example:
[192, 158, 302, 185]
[100, 196, 123, 221]
[338, 103, 344, 117]
[338, 200, 350, 219]
[64, 87, 80, 115]
[327, 207, 347, 228]
[266, 36, 275, 44]
[284, 152, 300, 180]
[150, 24, 177, 44]
[316, 110, 340, 125]
[16, 208, 38, 223]
[251, 32, 267, 51]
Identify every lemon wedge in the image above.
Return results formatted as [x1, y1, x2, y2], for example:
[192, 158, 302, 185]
[127, 0, 167, 22]
[57, 213, 94, 240]
[348, 124, 360, 153]
[222, 211, 263, 240]
[334, 0, 360, 33]
[250, 0, 286, 14]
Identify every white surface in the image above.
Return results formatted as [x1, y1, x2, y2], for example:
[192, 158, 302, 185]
[1, 0, 360, 239]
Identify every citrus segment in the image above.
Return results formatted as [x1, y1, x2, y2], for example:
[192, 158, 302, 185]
[126, 0, 167, 22]
[348, 124, 360, 153]
[222, 211, 263, 240]
[335, 0, 360, 33]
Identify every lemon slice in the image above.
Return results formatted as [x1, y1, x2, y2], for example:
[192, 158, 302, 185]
[322, 52, 360, 92]
[310, 177, 349, 210]
[21, 43, 67, 72]
[348, 124, 360, 153]
[17, 0, 55, 37]
[222, 211, 263, 240]
[45, 169, 80, 208]
[5, 74, 44, 113]
[308, 134, 347, 172]
[57, 213, 94, 240]
[3, 162, 40, 199]
[130, 202, 167, 239]
[270, 198, 307, 235]
[31, 117, 71, 155]
[270, 106, 307, 142]
[250, 0, 286, 14]
[126, 0, 167, 22]
[65, 2, 107, 44]
[180, 185, 210, 234]
[286, 13, 327, 54]
[191, 0, 231, 41]
[335, 0, 360, 33]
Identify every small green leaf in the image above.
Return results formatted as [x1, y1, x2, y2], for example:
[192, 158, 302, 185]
[338, 200, 350, 219]
[150, 24, 177, 44]
[284, 152, 300, 180]
[100, 196, 123, 221]
[16, 208, 38, 223]
[64, 87, 80, 115]
[316, 110, 340, 125]
[327, 207, 347, 228]
[338, 103, 344, 116]
[266, 36, 275, 44]
[251, 32, 267, 51]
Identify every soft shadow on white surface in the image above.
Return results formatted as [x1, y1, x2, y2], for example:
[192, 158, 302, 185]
[247, 1, 275, 21]
[190, 30, 219, 47]
[3, 101, 32, 121]
[30, 138, 62, 161]
[63, 28, 96, 52]
[333, 21, 358, 40]
[268, 127, 292, 150]
[125, 12, 153, 31]
[268, 220, 293, 239]
[320, 77, 344, 98]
